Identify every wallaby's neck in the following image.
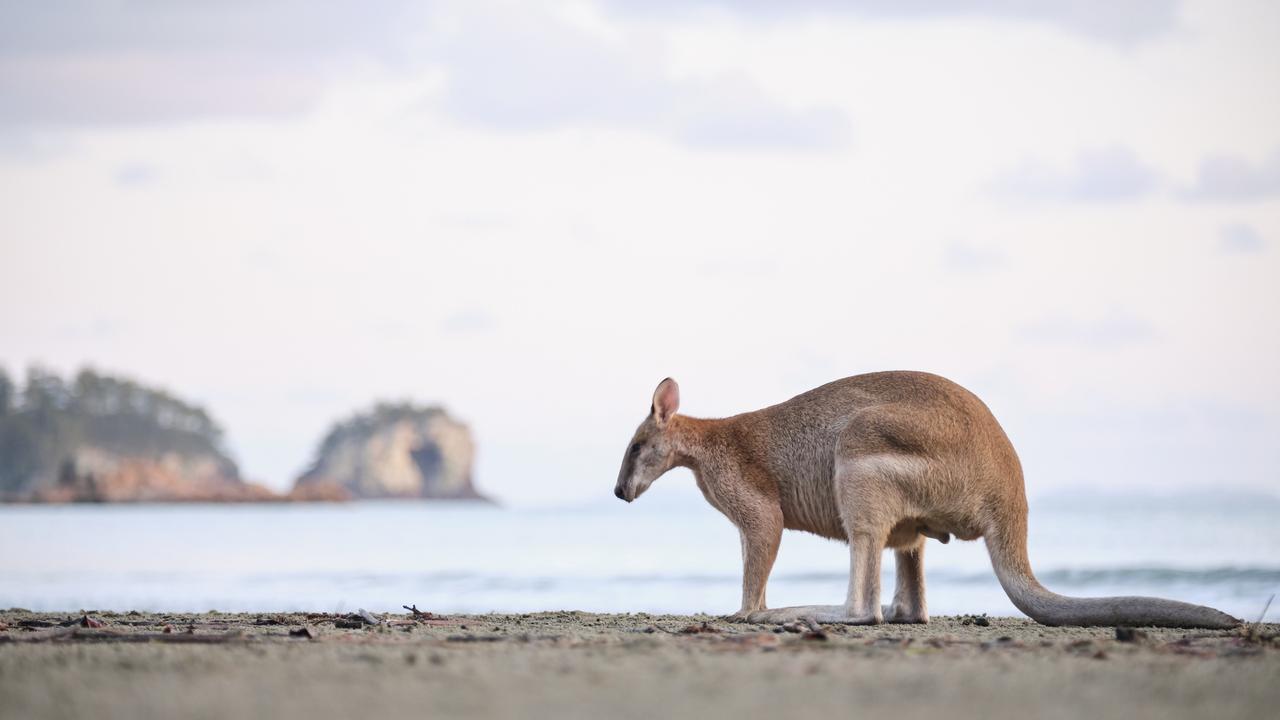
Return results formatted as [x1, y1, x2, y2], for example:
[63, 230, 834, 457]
[667, 414, 730, 476]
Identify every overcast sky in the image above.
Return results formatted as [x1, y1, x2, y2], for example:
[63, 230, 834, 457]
[1, 0, 1277, 506]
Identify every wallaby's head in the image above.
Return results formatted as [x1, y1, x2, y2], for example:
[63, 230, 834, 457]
[614, 377, 681, 502]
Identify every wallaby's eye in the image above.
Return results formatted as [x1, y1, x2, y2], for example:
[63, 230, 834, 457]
[629, 442, 642, 457]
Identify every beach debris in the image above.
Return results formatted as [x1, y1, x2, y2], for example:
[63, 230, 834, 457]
[162, 624, 174, 634]
[402, 604, 442, 621]
[1239, 593, 1276, 644]
[79, 615, 106, 628]
[333, 610, 382, 629]
[1115, 627, 1148, 643]
[0, 621, 7, 631]
[17, 619, 57, 629]
[289, 627, 316, 640]
[679, 621, 721, 634]
[960, 614, 990, 627]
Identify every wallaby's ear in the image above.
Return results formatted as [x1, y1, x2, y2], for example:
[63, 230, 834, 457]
[651, 377, 680, 426]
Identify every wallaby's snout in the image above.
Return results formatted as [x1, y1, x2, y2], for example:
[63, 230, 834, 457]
[614, 377, 681, 504]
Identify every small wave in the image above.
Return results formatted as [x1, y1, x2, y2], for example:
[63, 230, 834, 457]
[614, 566, 1280, 588]
[1034, 566, 1280, 586]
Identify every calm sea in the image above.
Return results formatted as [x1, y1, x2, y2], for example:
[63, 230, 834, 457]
[1, 491, 1277, 620]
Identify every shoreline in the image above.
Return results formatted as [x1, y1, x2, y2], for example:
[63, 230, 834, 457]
[3, 610, 1276, 719]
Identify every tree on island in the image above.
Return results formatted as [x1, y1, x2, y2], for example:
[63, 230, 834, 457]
[0, 366, 241, 499]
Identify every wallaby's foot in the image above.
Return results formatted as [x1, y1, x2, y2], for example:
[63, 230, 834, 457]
[725, 610, 756, 623]
[746, 605, 882, 625]
[883, 603, 929, 624]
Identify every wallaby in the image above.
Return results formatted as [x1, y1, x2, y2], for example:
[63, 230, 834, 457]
[613, 372, 1240, 628]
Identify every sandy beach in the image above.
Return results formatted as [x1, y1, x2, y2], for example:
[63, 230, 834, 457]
[2, 609, 1275, 720]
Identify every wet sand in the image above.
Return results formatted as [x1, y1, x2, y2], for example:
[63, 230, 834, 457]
[2, 609, 1276, 720]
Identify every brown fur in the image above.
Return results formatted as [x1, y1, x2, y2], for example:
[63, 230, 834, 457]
[615, 372, 1240, 628]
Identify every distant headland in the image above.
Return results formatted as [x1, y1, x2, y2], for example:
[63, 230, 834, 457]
[0, 366, 489, 504]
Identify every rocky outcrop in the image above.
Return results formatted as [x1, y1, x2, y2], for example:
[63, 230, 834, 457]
[0, 367, 272, 503]
[293, 402, 488, 501]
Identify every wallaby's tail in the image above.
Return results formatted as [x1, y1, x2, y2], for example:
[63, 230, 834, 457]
[985, 515, 1241, 629]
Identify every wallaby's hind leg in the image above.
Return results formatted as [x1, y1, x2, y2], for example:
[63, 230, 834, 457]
[885, 539, 928, 623]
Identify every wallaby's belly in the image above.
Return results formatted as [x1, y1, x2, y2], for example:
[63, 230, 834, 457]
[774, 458, 846, 540]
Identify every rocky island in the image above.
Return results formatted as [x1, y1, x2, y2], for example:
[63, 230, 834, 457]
[293, 402, 489, 502]
[0, 367, 272, 502]
[0, 367, 490, 504]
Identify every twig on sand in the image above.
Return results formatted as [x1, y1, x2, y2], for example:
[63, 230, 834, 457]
[1255, 594, 1275, 626]
[403, 604, 439, 620]
[1241, 594, 1276, 643]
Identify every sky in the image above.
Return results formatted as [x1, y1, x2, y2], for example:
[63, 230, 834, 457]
[1, 0, 1277, 507]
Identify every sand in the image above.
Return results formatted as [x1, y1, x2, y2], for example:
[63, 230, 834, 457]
[1, 609, 1276, 720]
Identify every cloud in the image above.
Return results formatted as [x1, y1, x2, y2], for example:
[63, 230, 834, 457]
[601, 0, 1182, 45]
[942, 242, 1004, 272]
[114, 163, 159, 187]
[0, 1, 423, 127]
[1016, 308, 1156, 348]
[427, 7, 850, 150]
[989, 146, 1160, 205]
[672, 78, 849, 150]
[1182, 150, 1280, 202]
[441, 308, 498, 335]
[0, 1, 849, 151]
[1219, 224, 1266, 254]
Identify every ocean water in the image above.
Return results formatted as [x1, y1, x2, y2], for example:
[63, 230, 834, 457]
[1, 492, 1277, 621]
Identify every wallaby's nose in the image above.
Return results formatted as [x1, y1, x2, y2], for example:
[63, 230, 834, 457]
[614, 485, 628, 501]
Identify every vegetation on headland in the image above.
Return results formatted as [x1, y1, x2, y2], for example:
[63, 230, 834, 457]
[0, 366, 255, 502]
